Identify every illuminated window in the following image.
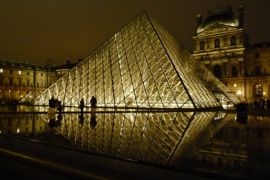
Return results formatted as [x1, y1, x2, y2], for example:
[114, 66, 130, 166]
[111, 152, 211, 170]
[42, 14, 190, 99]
[236, 90, 242, 96]
[0, 68, 3, 73]
[230, 36, 237, 46]
[199, 41, 205, 50]
[254, 84, 263, 97]
[18, 70, 22, 75]
[214, 38, 220, 48]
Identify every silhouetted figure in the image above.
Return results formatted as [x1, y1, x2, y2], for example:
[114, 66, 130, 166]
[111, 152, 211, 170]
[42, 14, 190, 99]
[49, 96, 56, 108]
[57, 103, 62, 113]
[90, 114, 97, 128]
[78, 98, 85, 125]
[48, 119, 56, 128]
[236, 102, 248, 124]
[254, 100, 259, 110]
[79, 114, 84, 125]
[260, 99, 266, 110]
[79, 98, 85, 111]
[90, 96, 97, 108]
[55, 101, 63, 127]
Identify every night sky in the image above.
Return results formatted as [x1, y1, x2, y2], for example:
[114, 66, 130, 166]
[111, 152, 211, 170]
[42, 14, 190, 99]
[0, 0, 269, 65]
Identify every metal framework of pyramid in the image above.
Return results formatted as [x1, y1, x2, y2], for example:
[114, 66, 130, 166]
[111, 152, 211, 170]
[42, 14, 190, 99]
[32, 12, 238, 109]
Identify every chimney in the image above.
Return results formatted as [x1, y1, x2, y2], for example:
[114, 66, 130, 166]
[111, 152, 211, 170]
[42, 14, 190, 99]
[239, 4, 245, 28]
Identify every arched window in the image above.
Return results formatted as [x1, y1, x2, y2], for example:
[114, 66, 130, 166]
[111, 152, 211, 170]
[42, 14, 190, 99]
[214, 38, 220, 48]
[253, 83, 263, 98]
[213, 64, 222, 78]
[199, 41, 205, 50]
[231, 36, 237, 46]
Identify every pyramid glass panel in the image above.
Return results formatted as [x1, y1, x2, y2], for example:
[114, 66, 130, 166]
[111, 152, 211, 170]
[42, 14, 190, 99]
[31, 12, 237, 109]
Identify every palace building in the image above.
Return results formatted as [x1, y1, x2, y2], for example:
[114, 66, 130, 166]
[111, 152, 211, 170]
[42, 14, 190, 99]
[0, 60, 76, 104]
[193, 5, 270, 103]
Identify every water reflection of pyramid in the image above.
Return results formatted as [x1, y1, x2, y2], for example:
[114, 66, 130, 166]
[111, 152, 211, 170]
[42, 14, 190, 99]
[33, 12, 237, 109]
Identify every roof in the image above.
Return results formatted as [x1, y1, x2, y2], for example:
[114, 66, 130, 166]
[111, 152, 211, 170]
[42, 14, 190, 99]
[0, 59, 77, 71]
[197, 7, 239, 33]
[0, 59, 43, 70]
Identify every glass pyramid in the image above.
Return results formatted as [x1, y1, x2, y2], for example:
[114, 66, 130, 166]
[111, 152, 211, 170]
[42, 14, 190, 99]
[32, 12, 237, 109]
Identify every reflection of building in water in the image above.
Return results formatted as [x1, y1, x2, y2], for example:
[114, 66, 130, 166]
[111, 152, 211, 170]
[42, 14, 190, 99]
[193, 5, 270, 103]
[31, 12, 237, 109]
[42, 111, 218, 165]
[0, 114, 47, 135]
[0, 60, 77, 103]
[193, 115, 270, 177]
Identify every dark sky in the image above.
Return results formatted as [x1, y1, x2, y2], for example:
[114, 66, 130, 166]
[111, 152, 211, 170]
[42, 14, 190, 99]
[0, 0, 269, 65]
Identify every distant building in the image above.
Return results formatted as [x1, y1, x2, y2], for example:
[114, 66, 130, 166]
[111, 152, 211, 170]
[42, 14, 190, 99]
[244, 42, 270, 102]
[192, 5, 270, 103]
[0, 60, 76, 104]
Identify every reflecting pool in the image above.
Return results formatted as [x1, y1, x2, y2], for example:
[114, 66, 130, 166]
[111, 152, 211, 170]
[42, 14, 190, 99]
[1, 106, 270, 179]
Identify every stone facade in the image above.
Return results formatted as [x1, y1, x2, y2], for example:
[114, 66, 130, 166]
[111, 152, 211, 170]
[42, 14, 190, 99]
[0, 60, 76, 103]
[193, 5, 270, 103]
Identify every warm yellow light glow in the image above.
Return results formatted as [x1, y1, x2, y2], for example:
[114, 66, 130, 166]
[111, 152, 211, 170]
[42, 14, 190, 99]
[234, 83, 237, 87]
[0, 68, 3, 73]
[18, 70, 21, 75]
[16, 128, 20, 133]
[236, 90, 242, 96]
[263, 92, 266, 95]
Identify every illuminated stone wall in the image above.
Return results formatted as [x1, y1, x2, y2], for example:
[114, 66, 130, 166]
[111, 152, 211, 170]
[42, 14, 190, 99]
[0, 60, 76, 103]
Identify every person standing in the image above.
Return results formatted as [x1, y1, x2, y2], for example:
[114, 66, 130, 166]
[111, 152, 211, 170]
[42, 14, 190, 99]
[79, 98, 85, 111]
[90, 96, 97, 108]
